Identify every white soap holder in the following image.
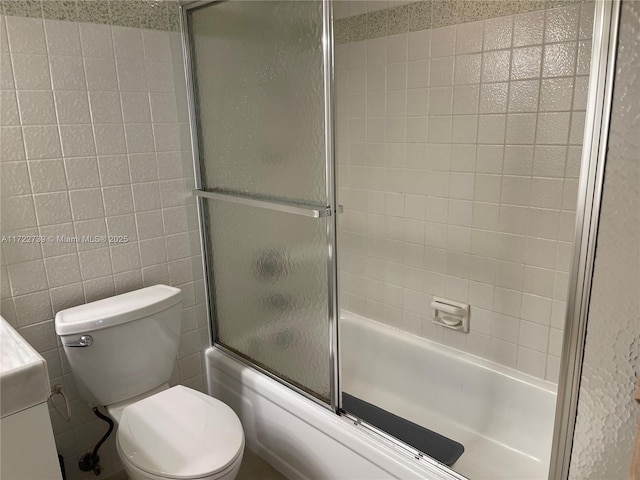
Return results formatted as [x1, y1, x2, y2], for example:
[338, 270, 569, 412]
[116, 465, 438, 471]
[431, 297, 470, 333]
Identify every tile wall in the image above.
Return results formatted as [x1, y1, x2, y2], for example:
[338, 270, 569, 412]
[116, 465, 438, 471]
[336, 1, 594, 382]
[0, 10, 206, 480]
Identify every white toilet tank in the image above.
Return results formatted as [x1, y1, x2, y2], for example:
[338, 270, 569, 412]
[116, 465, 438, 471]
[55, 285, 183, 407]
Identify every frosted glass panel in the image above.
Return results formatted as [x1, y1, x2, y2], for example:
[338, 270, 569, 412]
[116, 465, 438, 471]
[206, 200, 330, 400]
[190, 1, 326, 205]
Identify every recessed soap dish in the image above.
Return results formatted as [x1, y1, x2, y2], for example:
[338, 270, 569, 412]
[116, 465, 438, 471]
[431, 297, 470, 333]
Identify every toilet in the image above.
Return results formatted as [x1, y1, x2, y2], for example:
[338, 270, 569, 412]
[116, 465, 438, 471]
[54, 285, 244, 480]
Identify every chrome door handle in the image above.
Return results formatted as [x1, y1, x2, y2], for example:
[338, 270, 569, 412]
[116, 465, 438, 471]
[194, 190, 334, 218]
[66, 335, 93, 347]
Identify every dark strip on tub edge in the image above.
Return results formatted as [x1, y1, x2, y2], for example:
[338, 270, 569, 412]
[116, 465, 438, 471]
[342, 393, 464, 467]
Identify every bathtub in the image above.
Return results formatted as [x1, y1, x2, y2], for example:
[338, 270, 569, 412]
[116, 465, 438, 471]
[341, 311, 558, 480]
[205, 311, 557, 479]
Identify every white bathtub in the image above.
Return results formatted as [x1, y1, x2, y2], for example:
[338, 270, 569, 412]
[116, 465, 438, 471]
[205, 311, 557, 480]
[341, 311, 558, 480]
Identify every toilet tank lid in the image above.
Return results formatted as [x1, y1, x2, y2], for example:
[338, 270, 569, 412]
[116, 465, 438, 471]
[55, 285, 182, 336]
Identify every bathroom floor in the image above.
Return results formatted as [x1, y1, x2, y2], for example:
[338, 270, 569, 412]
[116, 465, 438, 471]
[105, 448, 286, 480]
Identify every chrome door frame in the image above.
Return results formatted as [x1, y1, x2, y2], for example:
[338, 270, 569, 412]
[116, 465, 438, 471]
[180, 0, 341, 412]
[549, 0, 621, 478]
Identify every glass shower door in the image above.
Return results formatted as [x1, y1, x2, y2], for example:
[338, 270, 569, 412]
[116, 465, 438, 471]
[184, 0, 337, 404]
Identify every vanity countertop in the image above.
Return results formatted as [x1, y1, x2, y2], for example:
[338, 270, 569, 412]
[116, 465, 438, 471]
[0, 316, 50, 418]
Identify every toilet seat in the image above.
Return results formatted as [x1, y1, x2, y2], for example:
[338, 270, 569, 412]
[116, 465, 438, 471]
[117, 386, 244, 479]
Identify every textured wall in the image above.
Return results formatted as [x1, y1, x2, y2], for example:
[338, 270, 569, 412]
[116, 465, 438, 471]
[569, 1, 640, 478]
[336, 2, 593, 382]
[0, 11, 207, 480]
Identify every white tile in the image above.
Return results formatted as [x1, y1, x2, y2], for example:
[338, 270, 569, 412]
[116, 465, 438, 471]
[474, 174, 501, 203]
[112, 26, 143, 60]
[129, 153, 158, 182]
[0, 127, 25, 161]
[139, 237, 167, 267]
[451, 116, 477, 144]
[84, 57, 118, 90]
[54, 91, 91, 124]
[542, 42, 577, 78]
[162, 207, 189, 235]
[430, 26, 455, 58]
[5, 16, 46, 54]
[0, 162, 31, 197]
[16, 90, 56, 125]
[456, 21, 483, 55]
[116, 58, 148, 91]
[454, 53, 481, 85]
[83, 275, 115, 302]
[517, 346, 546, 378]
[44, 19, 81, 56]
[149, 93, 178, 123]
[159, 180, 186, 208]
[14, 291, 52, 327]
[49, 55, 86, 90]
[479, 82, 508, 114]
[22, 126, 62, 160]
[94, 124, 126, 155]
[533, 146, 567, 177]
[120, 92, 151, 123]
[386, 33, 408, 63]
[481, 50, 510, 82]
[491, 312, 520, 344]
[521, 293, 552, 325]
[79, 23, 113, 58]
[110, 243, 141, 273]
[406, 60, 429, 88]
[153, 123, 181, 152]
[536, 112, 571, 145]
[64, 157, 100, 190]
[477, 114, 506, 144]
[513, 10, 544, 47]
[59, 124, 95, 157]
[69, 189, 104, 220]
[0, 91, 19, 126]
[429, 57, 454, 87]
[408, 30, 430, 60]
[7, 260, 48, 296]
[510, 46, 541, 80]
[507, 80, 539, 113]
[78, 248, 112, 280]
[73, 218, 107, 251]
[569, 111, 586, 145]
[505, 113, 536, 145]
[484, 15, 513, 50]
[44, 254, 81, 288]
[540, 77, 574, 111]
[428, 86, 453, 115]
[0, 53, 14, 89]
[525, 237, 557, 269]
[49, 282, 84, 314]
[1, 195, 36, 231]
[453, 84, 479, 114]
[142, 29, 171, 62]
[503, 146, 533, 175]
[545, 4, 579, 43]
[146, 62, 174, 92]
[88, 91, 122, 124]
[102, 185, 134, 216]
[476, 145, 503, 173]
[136, 210, 164, 240]
[97, 155, 130, 186]
[12, 54, 51, 90]
[124, 123, 155, 153]
[29, 160, 67, 193]
[132, 182, 161, 212]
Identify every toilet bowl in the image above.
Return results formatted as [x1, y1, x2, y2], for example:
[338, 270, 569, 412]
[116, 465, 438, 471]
[113, 386, 244, 480]
[54, 285, 245, 480]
